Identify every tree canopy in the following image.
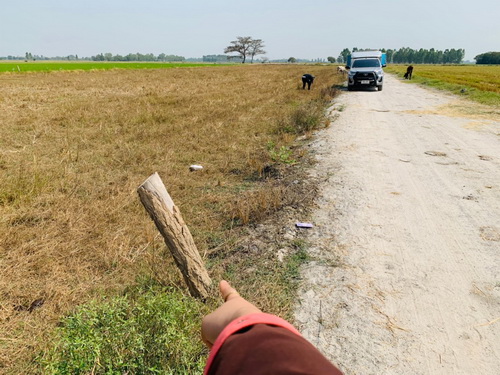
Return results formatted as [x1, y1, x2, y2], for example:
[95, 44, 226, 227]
[91, 53, 185, 62]
[386, 47, 465, 64]
[224, 36, 265, 63]
[249, 39, 266, 63]
[474, 52, 500, 64]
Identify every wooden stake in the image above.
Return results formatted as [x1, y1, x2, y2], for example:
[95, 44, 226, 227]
[137, 172, 211, 300]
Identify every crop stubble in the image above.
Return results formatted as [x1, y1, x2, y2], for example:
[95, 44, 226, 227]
[0, 64, 339, 370]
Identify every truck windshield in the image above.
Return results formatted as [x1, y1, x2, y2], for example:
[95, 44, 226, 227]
[352, 59, 381, 68]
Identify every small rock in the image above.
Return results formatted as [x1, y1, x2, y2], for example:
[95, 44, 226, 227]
[277, 248, 288, 262]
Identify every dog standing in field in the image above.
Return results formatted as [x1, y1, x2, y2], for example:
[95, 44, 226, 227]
[404, 65, 414, 80]
[302, 74, 315, 90]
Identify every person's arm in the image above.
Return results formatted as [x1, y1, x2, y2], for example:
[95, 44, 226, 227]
[202, 281, 343, 375]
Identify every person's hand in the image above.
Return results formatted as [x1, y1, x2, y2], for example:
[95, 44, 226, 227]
[201, 280, 261, 348]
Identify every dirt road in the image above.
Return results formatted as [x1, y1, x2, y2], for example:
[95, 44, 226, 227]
[295, 74, 500, 374]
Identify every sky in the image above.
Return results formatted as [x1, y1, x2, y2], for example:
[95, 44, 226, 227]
[1, 0, 499, 62]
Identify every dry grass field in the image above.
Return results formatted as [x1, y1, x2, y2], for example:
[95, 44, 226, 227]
[0, 65, 341, 373]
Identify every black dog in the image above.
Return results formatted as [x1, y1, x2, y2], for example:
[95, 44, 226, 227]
[405, 65, 414, 80]
[302, 74, 315, 90]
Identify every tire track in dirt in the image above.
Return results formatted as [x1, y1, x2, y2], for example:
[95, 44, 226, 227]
[295, 75, 500, 375]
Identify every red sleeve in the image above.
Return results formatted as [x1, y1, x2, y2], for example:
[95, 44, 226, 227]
[204, 313, 343, 375]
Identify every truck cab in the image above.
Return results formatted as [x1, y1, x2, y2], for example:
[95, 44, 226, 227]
[346, 51, 386, 91]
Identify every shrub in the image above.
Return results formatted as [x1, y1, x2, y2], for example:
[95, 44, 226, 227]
[287, 101, 326, 134]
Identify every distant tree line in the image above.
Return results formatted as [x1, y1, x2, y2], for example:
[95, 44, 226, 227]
[280, 57, 327, 63]
[1, 53, 187, 62]
[337, 47, 465, 64]
[203, 54, 230, 62]
[0, 54, 87, 61]
[91, 53, 185, 62]
[474, 52, 500, 64]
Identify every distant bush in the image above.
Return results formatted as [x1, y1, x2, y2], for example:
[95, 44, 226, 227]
[41, 287, 207, 374]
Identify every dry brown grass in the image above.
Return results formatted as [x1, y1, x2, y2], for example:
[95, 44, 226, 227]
[0, 64, 341, 372]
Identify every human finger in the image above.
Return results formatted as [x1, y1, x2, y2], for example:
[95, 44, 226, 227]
[220, 280, 240, 302]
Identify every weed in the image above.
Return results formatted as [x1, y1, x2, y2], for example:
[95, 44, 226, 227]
[319, 85, 340, 100]
[285, 243, 311, 282]
[267, 141, 296, 165]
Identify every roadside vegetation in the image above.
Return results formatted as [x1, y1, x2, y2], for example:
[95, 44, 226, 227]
[0, 64, 341, 373]
[385, 64, 500, 106]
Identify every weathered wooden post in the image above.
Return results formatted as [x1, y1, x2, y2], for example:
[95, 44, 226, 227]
[137, 172, 211, 300]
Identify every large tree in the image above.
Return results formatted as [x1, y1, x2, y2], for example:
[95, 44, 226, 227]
[224, 36, 265, 63]
[249, 39, 266, 63]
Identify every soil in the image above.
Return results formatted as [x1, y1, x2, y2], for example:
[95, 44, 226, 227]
[294, 75, 500, 375]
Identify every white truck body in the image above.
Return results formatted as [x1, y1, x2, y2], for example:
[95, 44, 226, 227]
[347, 51, 386, 91]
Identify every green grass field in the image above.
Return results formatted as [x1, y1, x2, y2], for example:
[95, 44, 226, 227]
[385, 64, 500, 106]
[0, 61, 219, 72]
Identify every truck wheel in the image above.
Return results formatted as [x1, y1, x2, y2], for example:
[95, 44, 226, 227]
[377, 85, 383, 91]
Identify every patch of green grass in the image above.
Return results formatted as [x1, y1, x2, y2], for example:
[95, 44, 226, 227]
[39, 283, 208, 375]
[385, 65, 500, 106]
[0, 61, 219, 73]
[284, 240, 311, 282]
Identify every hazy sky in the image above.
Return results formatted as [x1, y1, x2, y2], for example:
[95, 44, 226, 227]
[1, 0, 499, 61]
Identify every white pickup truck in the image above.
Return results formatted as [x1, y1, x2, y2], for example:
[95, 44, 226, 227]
[346, 51, 386, 91]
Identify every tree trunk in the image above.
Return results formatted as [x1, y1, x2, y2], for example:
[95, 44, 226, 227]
[137, 172, 211, 300]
